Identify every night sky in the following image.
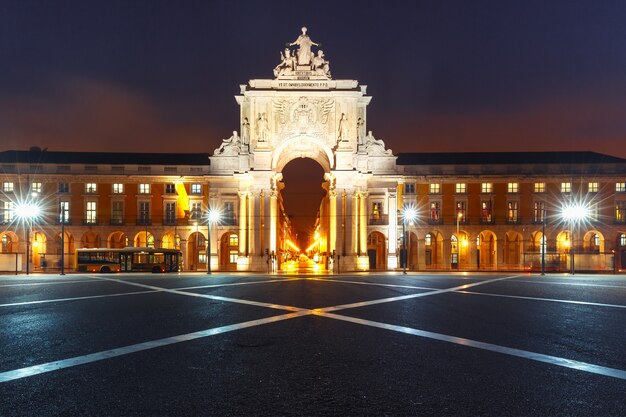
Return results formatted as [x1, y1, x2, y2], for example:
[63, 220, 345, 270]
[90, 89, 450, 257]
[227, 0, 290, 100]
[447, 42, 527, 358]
[1, 0, 625, 235]
[2, 0, 625, 156]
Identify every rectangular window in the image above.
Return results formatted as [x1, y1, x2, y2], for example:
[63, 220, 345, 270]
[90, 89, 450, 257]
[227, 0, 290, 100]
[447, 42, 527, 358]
[534, 182, 545, 193]
[3, 182, 14, 192]
[481, 200, 492, 223]
[224, 202, 235, 225]
[190, 202, 202, 220]
[139, 184, 150, 194]
[59, 201, 70, 224]
[112, 183, 124, 194]
[507, 182, 519, 193]
[404, 183, 415, 194]
[456, 201, 466, 222]
[429, 183, 440, 194]
[507, 201, 518, 223]
[31, 182, 42, 194]
[2, 201, 14, 223]
[86, 183, 97, 193]
[481, 183, 493, 193]
[165, 184, 176, 194]
[560, 182, 571, 193]
[85, 201, 97, 224]
[139, 202, 150, 225]
[191, 183, 202, 194]
[616, 202, 626, 223]
[111, 201, 123, 225]
[429, 202, 440, 222]
[58, 183, 69, 193]
[533, 201, 545, 223]
[588, 182, 599, 193]
[616, 182, 626, 193]
[455, 183, 466, 194]
[371, 202, 382, 219]
[165, 202, 176, 225]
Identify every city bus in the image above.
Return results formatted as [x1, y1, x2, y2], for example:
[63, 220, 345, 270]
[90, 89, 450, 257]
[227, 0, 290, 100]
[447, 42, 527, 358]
[76, 247, 182, 273]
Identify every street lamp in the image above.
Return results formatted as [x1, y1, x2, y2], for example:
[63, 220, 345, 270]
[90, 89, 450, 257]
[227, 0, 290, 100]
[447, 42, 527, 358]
[456, 211, 463, 236]
[402, 205, 418, 275]
[206, 208, 221, 275]
[561, 202, 589, 275]
[14, 201, 41, 275]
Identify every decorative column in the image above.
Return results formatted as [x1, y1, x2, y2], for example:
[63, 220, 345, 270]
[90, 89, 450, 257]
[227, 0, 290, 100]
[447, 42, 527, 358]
[387, 190, 398, 269]
[248, 192, 256, 255]
[351, 190, 360, 255]
[359, 191, 368, 257]
[324, 173, 337, 254]
[238, 191, 248, 257]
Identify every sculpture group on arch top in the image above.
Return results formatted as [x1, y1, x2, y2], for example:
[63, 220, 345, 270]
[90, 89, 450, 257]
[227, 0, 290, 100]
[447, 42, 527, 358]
[212, 27, 393, 167]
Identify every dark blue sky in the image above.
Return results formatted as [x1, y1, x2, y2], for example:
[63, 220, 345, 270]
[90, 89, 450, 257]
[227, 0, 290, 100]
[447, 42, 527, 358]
[1, 0, 625, 157]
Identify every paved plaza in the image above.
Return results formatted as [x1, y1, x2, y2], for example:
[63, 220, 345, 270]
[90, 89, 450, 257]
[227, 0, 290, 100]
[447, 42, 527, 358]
[1, 272, 625, 416]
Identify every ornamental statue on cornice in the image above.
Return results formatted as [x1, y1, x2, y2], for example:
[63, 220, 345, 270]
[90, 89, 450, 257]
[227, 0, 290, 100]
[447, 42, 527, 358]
[274, 27, 331, 79]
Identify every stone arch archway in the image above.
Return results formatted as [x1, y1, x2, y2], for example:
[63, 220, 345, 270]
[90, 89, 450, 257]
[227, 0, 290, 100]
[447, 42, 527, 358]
[367, 231, 386, 270]
[272, 135, 334, 173]
[220, 232, 239, 270]
[478, 230, 497, 270]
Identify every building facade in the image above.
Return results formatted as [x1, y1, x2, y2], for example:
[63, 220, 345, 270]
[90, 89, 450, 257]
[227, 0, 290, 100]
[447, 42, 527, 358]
[2, 28, 626, 273]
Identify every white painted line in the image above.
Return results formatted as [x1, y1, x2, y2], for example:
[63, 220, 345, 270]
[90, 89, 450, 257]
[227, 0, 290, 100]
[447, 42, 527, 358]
[305, 277, 437, 291]
[456, 290, 626, 309]
[509, 279, 626, 290]
[322, 275, 522, 312]
[95, 276, 307, 312]
[0, 290, 158, 308]
[0, 280, 97, 288]
[0, 310, 310, 383]
[315, 311, 626, 381]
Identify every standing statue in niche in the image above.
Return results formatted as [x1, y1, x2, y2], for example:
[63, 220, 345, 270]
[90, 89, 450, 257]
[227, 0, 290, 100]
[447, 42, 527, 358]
[337, 113, 349, 142]
[289, 26, 319, 66]
[241, 117, 250, 146]
[256, 113, 269, 142]
[357, 117, 365, 145]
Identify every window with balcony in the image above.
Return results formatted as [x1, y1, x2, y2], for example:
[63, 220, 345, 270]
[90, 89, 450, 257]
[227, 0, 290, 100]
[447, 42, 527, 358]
[85, 201, 97, 224]
[223, 201, 236, 225]
[190, 202, 202, 221]
[165, 184, 176, 194]
[481, 183, 493, 193]
[589, 203, 599, 221]
[621, 233, 626, 246]
[429, 202, 440, 223]
[456, 201, 466, 222]
[138, 202, 150, 225]
[112, 183, 124, 194]
[588, 182, 599, 193]
[429, 183, 440, 194]
[481, 200, 492, 223]
[370, 202, 386, 225]
[455, 183, 466, 194]
[615, 201, 626, 223]
[59, 201, 70, 224]
[191, 183, 202, 194]
[1, 201, 13, 223]
[507, 201, 518, 223]
[139, 184, 150, 194]
[507, 182, 519, 193]
[2, 182, 14, 193]
[85, 183, 97, 193]
[616, 182, 626, 193]
[533, 201, 545, 223]
[165, 202, 176, 225]
[534, 182, 545, 193]
[404, 183, 415, 194]
[111, 201, 124, 225]
[560, 182, 571, 193]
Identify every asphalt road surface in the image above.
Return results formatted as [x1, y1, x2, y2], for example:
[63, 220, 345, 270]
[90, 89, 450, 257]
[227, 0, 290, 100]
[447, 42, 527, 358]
[1, 272, 625, 416]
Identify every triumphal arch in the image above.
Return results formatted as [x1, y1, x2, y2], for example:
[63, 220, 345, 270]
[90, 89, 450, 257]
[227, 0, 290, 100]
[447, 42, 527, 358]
[210, 27, 399, 272]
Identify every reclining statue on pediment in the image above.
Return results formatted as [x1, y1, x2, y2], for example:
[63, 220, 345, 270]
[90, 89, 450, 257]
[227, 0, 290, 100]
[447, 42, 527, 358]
[214, 131, 241, 156]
